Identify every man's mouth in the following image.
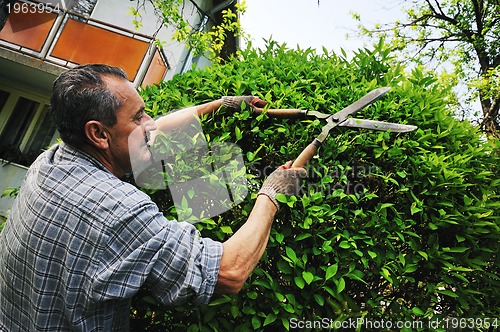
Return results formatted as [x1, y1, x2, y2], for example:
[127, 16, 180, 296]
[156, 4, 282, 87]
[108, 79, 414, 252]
[144, 131, 151, 147]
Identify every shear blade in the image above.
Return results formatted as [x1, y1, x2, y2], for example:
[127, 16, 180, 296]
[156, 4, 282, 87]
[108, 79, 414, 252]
[339, 118, 417, 132]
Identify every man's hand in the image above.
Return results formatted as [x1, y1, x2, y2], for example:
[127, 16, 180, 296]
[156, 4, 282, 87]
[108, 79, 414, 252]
[258, 161, 307, 209]
[221, 96, 267, 112]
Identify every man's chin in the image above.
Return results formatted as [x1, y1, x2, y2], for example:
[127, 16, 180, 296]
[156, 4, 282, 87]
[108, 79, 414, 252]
[129, 146, 154, 175]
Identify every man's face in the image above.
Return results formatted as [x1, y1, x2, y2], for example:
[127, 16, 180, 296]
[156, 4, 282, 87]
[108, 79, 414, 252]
[103, 76, 156, 177]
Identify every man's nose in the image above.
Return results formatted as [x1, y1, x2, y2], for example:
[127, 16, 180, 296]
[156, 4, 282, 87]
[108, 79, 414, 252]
[143, 113, 157, 132]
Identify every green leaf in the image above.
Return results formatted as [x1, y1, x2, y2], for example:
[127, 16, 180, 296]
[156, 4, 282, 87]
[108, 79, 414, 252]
[437, 289, 459, 298]
[275, 232, 284, 244]
[405, 264, 418, 273]
[246, 151, 255, 162]
[325, 264, 338, 280]
[247, 291, 258, 300]
[339, 241, 350, 249]
[296, 233, 312, 241]
[252, 316, 261, 329]
[337, 277, 346, 293]
[275, 193, 287, 203]
[181, 196, 188, 210]
[412, 307, 425, 316]
[263, 313, 277, 326]
[398, 253, 406, 266]
[209, 296, 231, 306]
[396, 170, 407, 178]
[418, 251, 428, 260]
[314, 293, 325, 306]
[302, 271, 314, 284]
[285, 246, 297, 263]
[294, 276, 305, 289]
[442, 247, 469, 253]
[282, 317, 290, 330]
[381, 267, 393, 283]
[235, 126, 242, 140]
[230, 305, 239, 318]
[410, 205, 422, 215]
[242, 306, 256, 315]
[449, 266, 474, 272]
[379, 203, 394, 210]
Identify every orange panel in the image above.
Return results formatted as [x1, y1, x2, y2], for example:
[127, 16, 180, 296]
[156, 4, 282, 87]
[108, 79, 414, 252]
[0, 11, 57, 52]
[51, 18, 149, 80]
[141, 49, 167, 86]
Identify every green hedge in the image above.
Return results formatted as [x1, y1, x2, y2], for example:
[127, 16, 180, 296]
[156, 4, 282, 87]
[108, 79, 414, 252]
[131, 41, 500, 331]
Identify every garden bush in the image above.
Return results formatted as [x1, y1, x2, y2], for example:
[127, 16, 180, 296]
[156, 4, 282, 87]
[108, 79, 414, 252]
[130, 41, 500, 331]
[0, 39, 496, 331]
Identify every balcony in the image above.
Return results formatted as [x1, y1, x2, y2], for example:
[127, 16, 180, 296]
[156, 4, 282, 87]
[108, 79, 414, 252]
[0, 1, 169, 87]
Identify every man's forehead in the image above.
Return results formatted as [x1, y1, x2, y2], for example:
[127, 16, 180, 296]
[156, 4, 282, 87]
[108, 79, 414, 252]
[102, 75, 140, 101]
[102, 74, 129, 90]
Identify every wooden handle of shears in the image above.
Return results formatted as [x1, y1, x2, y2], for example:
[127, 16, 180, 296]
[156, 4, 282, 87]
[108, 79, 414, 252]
[292, 139, 322, 167]
[253, 108, 307, 118]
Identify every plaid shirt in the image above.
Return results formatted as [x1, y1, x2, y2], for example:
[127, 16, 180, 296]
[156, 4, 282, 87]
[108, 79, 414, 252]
[0, 143, 222, 331]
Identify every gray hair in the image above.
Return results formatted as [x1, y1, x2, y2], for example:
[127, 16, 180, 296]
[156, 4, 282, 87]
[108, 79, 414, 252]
[49, 64, 129, 148]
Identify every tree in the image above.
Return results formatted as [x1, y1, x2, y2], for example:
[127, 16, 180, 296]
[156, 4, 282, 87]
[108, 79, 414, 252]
[357, 0, 500, 138]
[129, 0, 246, 63]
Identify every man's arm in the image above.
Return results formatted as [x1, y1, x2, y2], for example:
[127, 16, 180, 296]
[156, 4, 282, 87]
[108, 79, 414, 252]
[214, 161, 306, 294]
[150, 96, 266, 142]
[150, 100, 223, 142]
[215, 194, 277, 294]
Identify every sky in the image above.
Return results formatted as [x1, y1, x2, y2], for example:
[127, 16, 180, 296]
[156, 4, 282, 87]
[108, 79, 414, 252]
[240, 0, 406, 56]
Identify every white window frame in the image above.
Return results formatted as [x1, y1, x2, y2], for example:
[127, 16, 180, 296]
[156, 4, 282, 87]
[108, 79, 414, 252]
[0, 82, 59, 158]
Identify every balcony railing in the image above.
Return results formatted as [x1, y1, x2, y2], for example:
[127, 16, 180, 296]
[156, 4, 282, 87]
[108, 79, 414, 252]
[0, 0, 169, 86]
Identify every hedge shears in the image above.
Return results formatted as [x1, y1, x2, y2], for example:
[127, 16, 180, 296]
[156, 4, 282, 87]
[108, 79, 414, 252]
[253, 87, 417, 167]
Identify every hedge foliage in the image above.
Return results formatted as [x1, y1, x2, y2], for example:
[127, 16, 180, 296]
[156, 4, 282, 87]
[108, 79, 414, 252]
[131, 41, 500, 331]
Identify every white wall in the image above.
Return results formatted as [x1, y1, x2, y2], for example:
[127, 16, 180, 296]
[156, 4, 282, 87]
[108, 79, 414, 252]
[0, 161, 28, 217]
[91, 0, 207, 77]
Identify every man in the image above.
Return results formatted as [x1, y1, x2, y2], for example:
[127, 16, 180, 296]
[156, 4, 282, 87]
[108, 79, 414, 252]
[0, 64, 305, 331]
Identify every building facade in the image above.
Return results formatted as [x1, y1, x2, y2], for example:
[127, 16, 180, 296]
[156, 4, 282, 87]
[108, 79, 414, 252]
[0, 0, 237, 215]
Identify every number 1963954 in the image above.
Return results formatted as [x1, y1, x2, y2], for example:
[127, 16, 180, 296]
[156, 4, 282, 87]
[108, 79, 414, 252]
[6, 2, 62, 14]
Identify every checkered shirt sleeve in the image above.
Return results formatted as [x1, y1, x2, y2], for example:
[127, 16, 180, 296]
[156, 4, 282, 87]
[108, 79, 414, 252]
[0, 143, 223, 331]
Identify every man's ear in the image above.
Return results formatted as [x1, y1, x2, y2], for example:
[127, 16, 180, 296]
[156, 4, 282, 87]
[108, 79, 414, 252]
[84, 120, 109, 149]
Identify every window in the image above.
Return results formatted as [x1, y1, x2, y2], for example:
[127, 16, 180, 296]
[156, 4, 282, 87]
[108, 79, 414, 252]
[0, 88, 58, 166]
